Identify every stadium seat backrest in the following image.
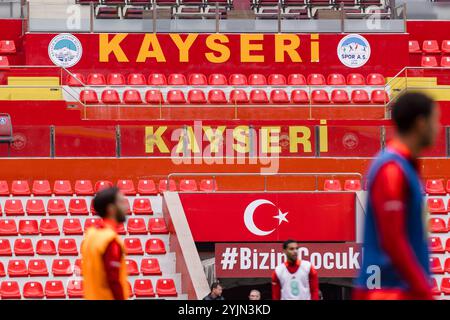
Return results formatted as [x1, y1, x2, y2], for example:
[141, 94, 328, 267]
[188, 89, 207, 104]
[66, 73, 85, 86]
[248, 74, 267, 85]
[168, 73, 187, 85]
[408, 40, 421, 53]
[188, 73, 208, 85]
[427, 198, 446, 214]
[123, 90, 143, 104]
[80, 90, 99, 104]
[208, 73, 227, 85]
[270, 89, 289, 104]
[327, 73, 346, 85]
[311, 89, 330, 104]
[101, 90, 121, 104]
[107, 73, 126, 85]
[371, 90, 389, 104]
[167, 90, 186, 104]
[291, 90, 309, 104]
[307, 73, 326, 85]
[346, 73, 365, 85]
[87, 73, 106, 86]
[442, 40, 450, 53]
[127, 73, 146, 85]
[287, 74, 306, 85]
[366, 73, 385, 86]
[229, 74, 247, 86]
[331, 89, 350, 103]
[229, 89, 249, 104]
[32, 180, 52, 195]
[268, 74, 286, 85]
[421, 56, 438, 68]
[250, 89, 269, 104]
[422, 40, 440, 53]
[208, 89, 227, 104]
[426, 179, 446, 195]
[148, 73, 167, 85]
[324, 179, 342, 191]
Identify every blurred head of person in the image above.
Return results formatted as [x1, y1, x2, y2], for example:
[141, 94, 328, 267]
[249, 290, 261, 300]
[210, 282, 223, 298]
[391, 92, 440, 154]
[283, 239, 298, 263]
[93, 187, 127, 224]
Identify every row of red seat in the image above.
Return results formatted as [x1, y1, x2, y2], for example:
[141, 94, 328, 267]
[67, 72, 386, 86]
[0, 237, 166, 256]
[421, 55, 450, 67]
[0, 278, 177, 299]
[79, 88, 389, 105]
[425, 179, 450, 195]
[409, 40, 450, 54]
[0, 217, 168, 235]
[0, 197, 153, 216]
[0, 257, 162, 277]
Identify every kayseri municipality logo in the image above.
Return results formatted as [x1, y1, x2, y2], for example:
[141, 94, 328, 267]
[337, 34, 371, 68]
[48, 33, 82, 68]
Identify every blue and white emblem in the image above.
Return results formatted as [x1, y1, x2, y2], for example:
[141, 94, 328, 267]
[337, 34, 371, 68]
[48, 33, 82, 68]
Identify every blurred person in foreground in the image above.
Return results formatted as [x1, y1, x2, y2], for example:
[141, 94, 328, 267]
[249, 289, 261, 300]
[272, 240, 319, 300]
[203, 282, 224, 300]
[354, 92, 440, 300]
[82, 187, 129, 300]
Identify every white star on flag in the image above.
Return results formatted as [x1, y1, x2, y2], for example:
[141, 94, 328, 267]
[273, 210, 289, 225]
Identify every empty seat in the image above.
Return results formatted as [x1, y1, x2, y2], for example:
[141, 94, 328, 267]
[107, 73, 126, 85]
[145, 238, 166, 254]
[408, 40, 421, 53]
[167, 90, 186, 104]
[441, 56, 450, 67]
[366, 73, 385, 85]
[287, 74, 307, 85]
[126, 259, 140, 276]
[5, 199, 25, 216]
[371, 90, 389, 104]
[229, 89, 249, 104]
[351, 90, 370, 104]
[426, 179, 446, 195]
[442, 40, 450, 53]
[188, 89, 207, 104]
[63, 218, 83, 235]
[208, 89, 227, 104]
[327, 73, 346, 85]
[145, 90, 164, 104]
[421, 56, 438, 68]
[117, 179, 136, 195]
[11, 180, 30, 195]
[74, 180, 94, 195]
[87, 73, 106, 85]
[270, 89, 289, 104]
[179, 179, 198, 192]
[94, 180, 113, 192]
[0, 180, 9, 195]
[36, 239, 57, 255]
[229, 74, 247, 86]
[7, 260, 27, 277]
[158, 179, 177, 192]
[428, 198, 447, 214]
[47, 199, 67, 216]
[52, 259, 73, 276]
[148, 73, 167, 86]
[123, 89, 142, 104]
[19, 219, 39, 235]
[430, 236, 444, 253]
[80, 90, 99, 104]
[1, 281, 21, 299]
[133, 198, 153, 215]
[39, 219, 60, 235]
[28, 259, 48, 276]
[324, 179, 342, 191]
[148, 218, 168, 234]
[69, 198, 89, 215]
[141, 258, 162, 275]
[291, 90, 309, 104]
[347, 73, 365, 85]
[127, 218, 147, 235]
[307, 73, 326, 85]
[188, 73, 207, 85]
[58, 238, 78, 256]
[32, 180, 51, 195]
[127, 73, 146, 85]
[167, 73, 187, 85]
[137, 179, 157, 195]
[208, 73, 227, 85]
[23, 281, 44, 299]
[344, 179, 361, 191]
[268, 74, 286, 86]
[124, 238, 144, 255]
[199, 179, 217, 192]
[84, 218, 101, 230]
[422, 40, 440, 53]
[14, 238, 34, 256]
[311, 90, 330, 104]
[0, 239, 12, 256]
[441, 278, 450, 295]
[0, 56, 10, 69]
[250, 89, 269, 104]
[156, 279, 177, 297]
[53, 180, 72, 195]
[429, 217, 447, 233]
[0, 219, 17, 235]
[66, 73, 85, 86]
[134, 279, 155, 297]
[45, 281, 66, 298]
[0, 40, 16, 54]
[331, 89, 350, 104]
[101, 90, 121, 104]
[248, 74, 267, 85]
[67, 280, 84, 298]
[430, 257, 443, 274]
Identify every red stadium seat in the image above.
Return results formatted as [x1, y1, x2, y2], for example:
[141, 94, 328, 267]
[69, 198, 89, 215]
[248, 74, 267, 85]
[117, 223, 126, 235]
[287, 74, 306, 85]
[324, 179, 342, 191]
[188, 73, 207, 85]
[141, 258, 162, 275]
[229, 89, 249, 104]
[408, 40, 421, 53]
[0, 56, 10, 69]
[101, 89, 121, 104]
[422, 40, 440, 53]
[134, 279, 156, 297]
[268, 74, 286, 85]
[48, 199, 67, 216]
[441, 56, 450, 67]
[156, 279, 177, 297]
[145, 90, 164, 104]
[426, 179, 446, 195]
[208, 73, 227, 85]
[117, 179, 136, 195]
[427, 198, 447, 214]
[441, 278, 450, 295]
[28, 259, 49, 277]
[8, 259, 27, 277]
[87, 73, 106, 85]
[74, 180, 94, 195]
[123, 90, 143, 104]
[351, 90, 370, 104]
[371, 90, 389, 104]
[148, 73, 167, 86]
[331, 89, 350, 104]
[442, 40, 450, 53]
[124, 238, 144, 255]
[0, 239, 12, 256]
[39, 219, 60, 235]
[107, 73, 126, 85]
[5, 199, 25, 216]
[200, 179, 217, 192]
[133, 198, 153, 215]
[347, 73, 365, 85]
[291, 90, 309, 104]
[67, 280, 84, 298]
[36, 239, 56, 255]
[445, 258, 450, 273]
[126, 259, 140, 276]
[53, 180, 72, 195]
[137, 179, 157, 195]
[128, 73, 146, 85]
[188, 89, 207, 104]
[52, 259, 73, 276]
[167, 90, 186, 104]
[23, 282, 44, 299]
[311, 90, 330, 104]
[14, 238, 34, 256]
[0, 180, 9, 195]
[145, 238, 166, 254]
[80, 90, 99, 104]
[327, 73, 346, 85]
[430, 236, 444, 253]
[19, 219, 39, 235]
[63, 218, 83, 235]
[32, 180, 51, 195]
[94, 180, 113, 192]
[421, 56, 438, 67]
[366, 73, 385, 85]
[158, 179, 177, 192]
[66, 73, 85, 86]
[0, 40, 16, 54]
[84, 218, 102, 230]
[45, 281, 66, 298]
[208, 89, 227, 104]
[429, 218, 447, 233]
[270, 89, 289, 104]
[307, 73, 326, 85]
[1, 281, 21, 299]
[148, 218, 168, 234]
[0, 219, 17, 235]
[229, 74, 247, 86]
[11, 180, 30, 195]
[168, 73, 187, 85]
[179, 179, 198, 191]
[58, 239, 78, 256]
[250, 89, 269, 104]
[127, 218, 148, 235]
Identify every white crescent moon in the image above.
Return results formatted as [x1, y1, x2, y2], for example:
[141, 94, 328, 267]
[244, 199, 276, 236]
